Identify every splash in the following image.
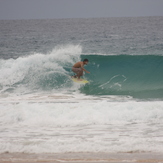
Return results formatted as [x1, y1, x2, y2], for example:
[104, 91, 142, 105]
[0, 45, 82, 94]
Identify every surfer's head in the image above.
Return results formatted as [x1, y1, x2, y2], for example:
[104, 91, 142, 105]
[83, 59, 89, 65]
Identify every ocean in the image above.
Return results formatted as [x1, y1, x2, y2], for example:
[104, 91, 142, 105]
[0, 17, 163, 155]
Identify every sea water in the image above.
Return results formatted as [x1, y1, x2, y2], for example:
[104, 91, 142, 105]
[0, 17, 163, 153]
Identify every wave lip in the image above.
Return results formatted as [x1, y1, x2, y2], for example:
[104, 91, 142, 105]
[81, 52, 163, 56]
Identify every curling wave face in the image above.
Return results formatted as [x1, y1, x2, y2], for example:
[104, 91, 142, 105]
[81, 54, 163, 99]
[1, 45, 163, 99]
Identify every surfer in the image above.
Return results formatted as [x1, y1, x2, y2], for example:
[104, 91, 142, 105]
[72, 59, 90, 80]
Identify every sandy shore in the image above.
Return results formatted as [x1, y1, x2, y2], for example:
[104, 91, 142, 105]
[0, 152, 163, 163]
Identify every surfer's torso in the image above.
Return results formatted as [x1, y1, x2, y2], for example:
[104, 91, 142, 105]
[73, 61, 84, 68]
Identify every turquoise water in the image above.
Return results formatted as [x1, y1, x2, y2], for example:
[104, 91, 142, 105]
[81, 55, 163, 99]
[0, 17, 163, 100]
[1, 52, 162, 99]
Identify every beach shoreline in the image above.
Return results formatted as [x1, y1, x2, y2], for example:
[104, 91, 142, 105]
[1, 152, 163, 163]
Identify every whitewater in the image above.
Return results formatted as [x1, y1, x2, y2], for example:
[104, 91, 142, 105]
[0, 17, 163, 155]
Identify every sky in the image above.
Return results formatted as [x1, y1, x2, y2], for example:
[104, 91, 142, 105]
[0, 0, 163, 20]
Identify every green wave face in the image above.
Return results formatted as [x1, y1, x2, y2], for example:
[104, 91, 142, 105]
[80, 55, 163, 99]
[1, 50, 163, 99]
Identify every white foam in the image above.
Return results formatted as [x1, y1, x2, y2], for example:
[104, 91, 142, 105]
[0, 45, 82, 94]
[0, 98, 163, 153]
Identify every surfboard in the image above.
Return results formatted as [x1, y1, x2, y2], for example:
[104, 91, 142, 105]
[71, 77, 89, 84]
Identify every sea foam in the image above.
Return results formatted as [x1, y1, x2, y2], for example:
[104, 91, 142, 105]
[0, 45, 82, 94]
[0, 99, 163, 153]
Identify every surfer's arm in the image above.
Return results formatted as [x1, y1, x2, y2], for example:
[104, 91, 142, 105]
[81, 67, 90, 73]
